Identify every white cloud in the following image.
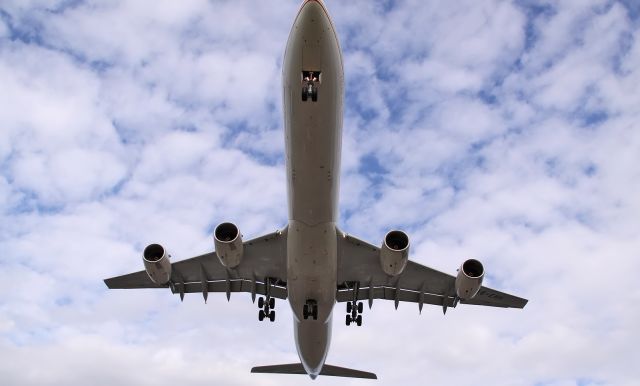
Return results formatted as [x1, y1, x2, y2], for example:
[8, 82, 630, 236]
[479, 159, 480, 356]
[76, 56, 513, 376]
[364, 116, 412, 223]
[0, 17, 8, 38]
[11, 148, 127, 203]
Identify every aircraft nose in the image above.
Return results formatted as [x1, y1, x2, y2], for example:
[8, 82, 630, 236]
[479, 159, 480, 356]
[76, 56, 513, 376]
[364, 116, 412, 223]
[301, 0, 326, 10]
[296, 0, 332, 29]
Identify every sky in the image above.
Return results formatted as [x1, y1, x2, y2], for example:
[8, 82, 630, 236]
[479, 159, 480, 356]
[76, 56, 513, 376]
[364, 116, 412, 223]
[1, 0, 639, 385]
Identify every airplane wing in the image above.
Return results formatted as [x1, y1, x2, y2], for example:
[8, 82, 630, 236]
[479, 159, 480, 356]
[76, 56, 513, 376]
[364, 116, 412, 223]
[336, 232, 527, 313]
[104, 229, 288, 302]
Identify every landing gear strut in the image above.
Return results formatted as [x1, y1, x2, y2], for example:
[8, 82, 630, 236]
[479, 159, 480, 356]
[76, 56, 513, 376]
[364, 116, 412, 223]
[257, 278, 277, 322]
[344, 281, 364, 327]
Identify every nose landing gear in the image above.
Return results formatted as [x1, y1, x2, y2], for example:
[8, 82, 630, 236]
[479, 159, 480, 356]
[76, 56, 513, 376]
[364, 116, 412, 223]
[301, 70, 320, 102]
[303, 299, 318, 320]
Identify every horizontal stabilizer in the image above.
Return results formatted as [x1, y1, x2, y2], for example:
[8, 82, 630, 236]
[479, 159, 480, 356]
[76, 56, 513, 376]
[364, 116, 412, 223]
[251, 363, 377, 379]
[321, 364, 377, 379]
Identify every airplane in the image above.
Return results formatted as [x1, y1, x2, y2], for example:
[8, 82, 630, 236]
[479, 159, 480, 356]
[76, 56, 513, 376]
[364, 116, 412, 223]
[104, 0, 528, 380]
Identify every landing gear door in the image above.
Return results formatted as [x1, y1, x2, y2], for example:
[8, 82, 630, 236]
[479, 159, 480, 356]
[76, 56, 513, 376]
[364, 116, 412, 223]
[302, 71, 321, 84]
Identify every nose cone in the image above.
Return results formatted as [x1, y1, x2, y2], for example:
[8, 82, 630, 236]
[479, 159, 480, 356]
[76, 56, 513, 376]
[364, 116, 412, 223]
[299, 0, 328, 15]
[285, 0, 342, 79]
[295, 0, 334, 37]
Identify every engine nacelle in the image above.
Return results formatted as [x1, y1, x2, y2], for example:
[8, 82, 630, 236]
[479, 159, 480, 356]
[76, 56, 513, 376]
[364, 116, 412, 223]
[380, 230, 410, 276]
[455, 259, 484, 300]
[214, 222, 243, 268]
[142, 243, 172, 285]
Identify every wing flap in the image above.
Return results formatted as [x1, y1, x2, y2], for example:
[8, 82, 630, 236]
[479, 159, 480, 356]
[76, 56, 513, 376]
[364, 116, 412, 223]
[177, 280, 288, 300]
[336, 286, 456, 308]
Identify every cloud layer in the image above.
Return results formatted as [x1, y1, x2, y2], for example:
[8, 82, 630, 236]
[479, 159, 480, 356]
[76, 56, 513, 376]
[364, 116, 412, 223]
[1, 1, 639, 385]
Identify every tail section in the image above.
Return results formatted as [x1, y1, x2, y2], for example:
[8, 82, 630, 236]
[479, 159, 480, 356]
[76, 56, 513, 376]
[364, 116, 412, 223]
[251, 363, 306, 376]
[321, 364, 377, 379]
[251, 363, 377, 380]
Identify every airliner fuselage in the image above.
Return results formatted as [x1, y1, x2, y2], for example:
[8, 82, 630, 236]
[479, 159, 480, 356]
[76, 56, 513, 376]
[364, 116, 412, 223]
[283, 0, 343, 376]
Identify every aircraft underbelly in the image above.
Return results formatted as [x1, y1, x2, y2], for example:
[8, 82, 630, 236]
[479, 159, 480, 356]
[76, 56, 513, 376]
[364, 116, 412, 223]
[283, 4, 343, 227]
[282, 0, 344, 376]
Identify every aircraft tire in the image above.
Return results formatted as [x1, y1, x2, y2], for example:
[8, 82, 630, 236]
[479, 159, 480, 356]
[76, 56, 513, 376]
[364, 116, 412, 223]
[259, 310, 265, 321]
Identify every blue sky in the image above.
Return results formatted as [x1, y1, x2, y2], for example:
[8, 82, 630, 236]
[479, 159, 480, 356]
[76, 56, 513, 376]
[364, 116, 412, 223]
[1, 0, 639, 385]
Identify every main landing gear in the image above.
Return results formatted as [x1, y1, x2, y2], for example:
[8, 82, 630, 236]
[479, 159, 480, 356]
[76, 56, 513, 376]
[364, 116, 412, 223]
[257, 296, 275, 322]
[345, 301, 363, 326]
[303, 299, 318, 320]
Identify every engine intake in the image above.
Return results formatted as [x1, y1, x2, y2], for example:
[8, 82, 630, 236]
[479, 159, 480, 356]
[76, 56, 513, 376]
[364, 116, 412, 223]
[380, 230, 410, 276]
[455, 259, 484, 300]
[142, 243, 172, 285]
[214, 222, 243, 268]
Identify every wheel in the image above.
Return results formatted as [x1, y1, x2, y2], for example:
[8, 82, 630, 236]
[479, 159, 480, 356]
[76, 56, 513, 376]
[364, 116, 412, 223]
[356, 315, 362, 326]
[312, 305, 318, 320]
[311, 88, 318, 102]
[303, 304, 309, 319]
[301, 87, 308, 101]
[269, 311, 275, 322]
[258, 297, 264, 308]
[358, 302, 363, 313]
[258, 310, 265, 321]
[269, 297, 275, 309]
[345, 315, 351, 326]
[346, 302, 352, 313]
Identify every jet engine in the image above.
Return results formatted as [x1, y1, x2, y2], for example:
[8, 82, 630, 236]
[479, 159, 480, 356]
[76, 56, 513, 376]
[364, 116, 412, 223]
[380, 230, 410, 276]
[142, 243, 172, 285]
[455, 259, 484, 300]
[214, 222, 243, 268]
